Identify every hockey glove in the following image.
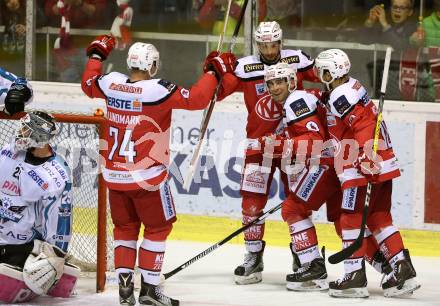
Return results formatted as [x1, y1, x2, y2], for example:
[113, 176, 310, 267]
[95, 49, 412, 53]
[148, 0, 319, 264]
[23, 240, 68, 295]
[355, 150, 382, 179]
[86, 35, 115, 61]
[203, 51, 237, 79]
[5, 78, 33, 115]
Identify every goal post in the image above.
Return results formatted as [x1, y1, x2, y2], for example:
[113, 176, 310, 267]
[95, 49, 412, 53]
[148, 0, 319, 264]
[0, 111, 109, 293]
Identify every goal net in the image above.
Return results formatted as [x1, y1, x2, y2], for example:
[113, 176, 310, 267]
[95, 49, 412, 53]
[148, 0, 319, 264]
[0, 111, 111, 292]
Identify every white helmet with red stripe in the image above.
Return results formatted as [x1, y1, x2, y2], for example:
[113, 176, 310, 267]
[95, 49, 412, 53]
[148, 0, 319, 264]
[314, 49, 351, 89]
[127, 42, 160, 77]
[254, 21, 282, 43]
[264, 62, 297, 92]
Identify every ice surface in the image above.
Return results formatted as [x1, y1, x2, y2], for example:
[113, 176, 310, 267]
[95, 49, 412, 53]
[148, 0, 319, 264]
[22, 241, 439, 306]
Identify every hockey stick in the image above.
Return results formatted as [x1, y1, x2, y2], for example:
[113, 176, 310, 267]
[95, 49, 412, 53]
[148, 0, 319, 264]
[328, 46, 392, 265]
[183, 0, 250, 191]
[163, 202, 281, 280]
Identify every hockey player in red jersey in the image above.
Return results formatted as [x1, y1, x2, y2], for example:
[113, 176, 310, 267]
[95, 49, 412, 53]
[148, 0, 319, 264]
[314, 49, 420, 298]
[260, 62, 340, 291]
[81, 35, 236, 306]
[211, 20, 320, 285]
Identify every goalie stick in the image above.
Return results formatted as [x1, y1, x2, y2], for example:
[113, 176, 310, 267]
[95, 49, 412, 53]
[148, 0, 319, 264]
[163, 202, 281, 280]
[183, 0, 250, 191]
[328, 46, 393, 264]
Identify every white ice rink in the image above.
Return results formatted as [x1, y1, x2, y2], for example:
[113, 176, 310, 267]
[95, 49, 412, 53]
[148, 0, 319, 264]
[19, 240, 439, 306]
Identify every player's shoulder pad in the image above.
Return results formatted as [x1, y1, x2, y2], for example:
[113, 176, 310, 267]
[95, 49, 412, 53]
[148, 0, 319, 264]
[284, 90, 318, 125]
[138, 79, 178, 105]
[280, 49, 314, 71]
[235, 55, 264, 80]
[328, 78, 366, 118]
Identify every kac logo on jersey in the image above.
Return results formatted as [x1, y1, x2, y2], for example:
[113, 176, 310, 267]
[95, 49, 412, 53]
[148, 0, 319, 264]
[108, 96, 142, 112]
[255, 83, 266, 95]
[255, 95, 283, 121]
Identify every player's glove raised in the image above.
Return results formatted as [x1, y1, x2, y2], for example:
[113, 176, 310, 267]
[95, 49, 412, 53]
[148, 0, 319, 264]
[203, 51, 237, 79]
[86, 35, 115, 61]
[4, 78, 33, 115]
[355, 150, 382, 179]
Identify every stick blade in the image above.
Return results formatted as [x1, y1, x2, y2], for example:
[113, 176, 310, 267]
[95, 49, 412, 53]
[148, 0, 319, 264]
[328, 237, 363, 264]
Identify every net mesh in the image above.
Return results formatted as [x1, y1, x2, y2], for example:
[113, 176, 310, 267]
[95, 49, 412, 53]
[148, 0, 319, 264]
[0, 116, 113, 272]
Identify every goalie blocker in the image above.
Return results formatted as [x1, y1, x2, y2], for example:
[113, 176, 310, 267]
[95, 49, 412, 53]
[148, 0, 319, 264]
[0, 240, 80, 303]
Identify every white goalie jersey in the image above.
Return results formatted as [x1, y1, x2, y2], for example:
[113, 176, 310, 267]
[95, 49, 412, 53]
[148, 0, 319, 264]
[0, 142, 72, 251]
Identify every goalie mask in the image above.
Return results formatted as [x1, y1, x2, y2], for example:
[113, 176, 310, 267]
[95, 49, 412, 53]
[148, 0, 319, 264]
[15, 111, 56, 151]
[314, 49, 351, 90]
[127, 42, 160, 77]
[264, 62, 297, 93]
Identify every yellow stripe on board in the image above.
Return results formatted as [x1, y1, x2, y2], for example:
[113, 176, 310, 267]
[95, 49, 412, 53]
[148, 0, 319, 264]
[73, 208, 440, 257]
[169, 214, 440, 257]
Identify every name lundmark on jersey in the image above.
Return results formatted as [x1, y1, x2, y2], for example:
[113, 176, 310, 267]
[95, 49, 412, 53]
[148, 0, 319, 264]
[108, 111, 141, 125]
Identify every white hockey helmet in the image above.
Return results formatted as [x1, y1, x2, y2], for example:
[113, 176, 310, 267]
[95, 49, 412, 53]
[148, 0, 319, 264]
[127, 42, 160, 77]
[15, 111, 56, 151]
[264, 62, 297, 92]
[254, 21, 283, 43]
[314, 49, 351, 89]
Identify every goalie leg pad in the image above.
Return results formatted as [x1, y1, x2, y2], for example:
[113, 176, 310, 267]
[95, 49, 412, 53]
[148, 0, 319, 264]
[47, 263, 81, 298]
[0, 263, 39, 303]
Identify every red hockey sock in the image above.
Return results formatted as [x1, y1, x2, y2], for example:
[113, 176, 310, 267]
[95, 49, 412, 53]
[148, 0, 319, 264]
[114, 240, 137, 274]
[288, 218, 320, 264]
[138, 239, 166, 285]
[374, 225, 405, 267]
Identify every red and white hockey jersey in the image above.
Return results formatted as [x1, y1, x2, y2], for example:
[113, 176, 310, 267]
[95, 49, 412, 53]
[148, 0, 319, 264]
[82, 59, 218, 191]
[220, 49, 319, 155]
[325, 77, 400, 189]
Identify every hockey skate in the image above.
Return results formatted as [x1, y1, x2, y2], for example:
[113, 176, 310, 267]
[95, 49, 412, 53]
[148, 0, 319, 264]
[119, 273, 136, 306]
[329, 261, 369, 298]
[234, 241, 265, 285]
[139, 276, 179, 306]
[381, 249, 420, 297]
[286, 257, 328, 291]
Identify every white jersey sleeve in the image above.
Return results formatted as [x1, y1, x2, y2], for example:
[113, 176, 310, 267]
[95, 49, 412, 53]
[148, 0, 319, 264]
[0, 68, 18, 106]
[284, 90, 318, 125]
[328, 77, 368, 118]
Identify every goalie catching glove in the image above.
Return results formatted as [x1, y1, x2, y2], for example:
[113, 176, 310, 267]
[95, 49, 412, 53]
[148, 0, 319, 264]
[86, 34, 116, 61]
[203, 51, 237, 79]
[4, 78, 33, 116]
[23, 240, 68, 295]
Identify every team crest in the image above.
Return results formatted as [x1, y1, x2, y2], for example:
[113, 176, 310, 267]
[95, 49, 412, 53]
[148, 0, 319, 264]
[255, 95, 283, 121]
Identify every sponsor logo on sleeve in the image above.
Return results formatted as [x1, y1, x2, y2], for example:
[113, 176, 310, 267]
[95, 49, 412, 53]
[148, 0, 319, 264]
[281, 55, 300, 64]
[333, 95, 351, 115]
[244, 63, 264, 73]
[180, 88, 189, 98]
[158, 79, 176, 92]
[289, 98, 311, 117]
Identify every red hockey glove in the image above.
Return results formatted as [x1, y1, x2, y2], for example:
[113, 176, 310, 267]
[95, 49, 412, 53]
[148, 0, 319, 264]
[203, 52, 237, 79]
[86, 35, 115, 61]
[355, 150, 382, 179]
